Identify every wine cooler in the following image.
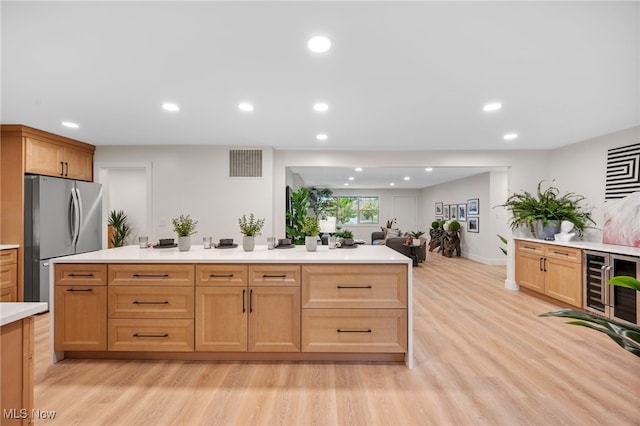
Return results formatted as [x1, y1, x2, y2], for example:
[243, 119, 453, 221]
[584, 250, 639, 325]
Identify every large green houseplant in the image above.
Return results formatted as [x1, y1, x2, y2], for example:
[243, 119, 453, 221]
[108, 210, 131, 248]
[500, 180, 595, 239]
[286, 187, 310, 245]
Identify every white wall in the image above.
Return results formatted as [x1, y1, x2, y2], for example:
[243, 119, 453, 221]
[104, 167, 147, 245]
[95, 145, 274, 245]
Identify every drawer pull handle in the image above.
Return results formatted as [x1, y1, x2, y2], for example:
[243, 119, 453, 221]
[66, 288, 93, 292]
[524, 245, 538, 250]
[249, 289, 253, 313]
[132, 274, 170, 278]
[337, 329, 372, 333]
[242, 289, 246, 313]
[337, 285, 372, 289]
[68, 273, 95, 277]
[210, 274, 234, 278]
[262, 274, 287, 278]
[132, 301, 169, 305]
[553, 251, 570, 256]
[133, 333, 169, 338]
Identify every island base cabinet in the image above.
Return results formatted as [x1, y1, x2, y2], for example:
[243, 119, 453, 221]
[54, 286, 107, 351]
[1, 317, 34, 426]
[248, 287, 301, 352]
[195, 287, 247, 352]
[108, 319, 194, 352]
[302, 309, 407, 353]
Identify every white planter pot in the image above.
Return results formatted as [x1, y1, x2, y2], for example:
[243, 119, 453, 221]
[412, 238, 421, 246]
[242, 236, 255, 252]
[305, 236, 318, 252]
[177, 236, 191, 252]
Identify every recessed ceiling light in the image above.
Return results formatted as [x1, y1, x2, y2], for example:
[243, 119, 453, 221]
[504, 133, 518, 140]
[355, 167, 363, 172]
[390, 183, 395, 186]
[425, 167, 433, 172]
[313, 102, 329, 112]
[62, 121, 79, 129]
[238, 102, 254, 112]
[404, 176, 411, 181]
[162, 103, 179, 112]
[308, 36, 331, 53]
[348, 176, 354, 181]
[316, 133, 328, 141]
[344, 183, 349, 186]
[483, 102, 502, 112]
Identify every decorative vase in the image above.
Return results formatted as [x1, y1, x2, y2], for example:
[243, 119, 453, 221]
[535, 220, 560, 240]
[242, 235, 255, 252]
[412, 238, 421, 246]
[305, 236, 318, 252]
[178, 236, 191, 252]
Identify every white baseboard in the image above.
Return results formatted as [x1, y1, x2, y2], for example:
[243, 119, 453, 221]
[504, 279, 519, 291]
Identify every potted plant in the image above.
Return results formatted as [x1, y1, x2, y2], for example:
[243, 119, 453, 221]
[172, 214, 198, 251]
[108, 210, 132, 248]
[499, 180, 595, 239]
[286, 187, 310, 245]
[302, 217, 321, 252]
[238, 213, 265, 252]
[410, 230, 425, 246]
[335, 229, 354, 246]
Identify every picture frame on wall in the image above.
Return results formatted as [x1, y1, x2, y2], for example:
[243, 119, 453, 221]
[457, 204, 467, 222]
[468, 198, 479, 215]
[450, 205, 457, 219]
[435, 202, 443, 215]
[443, 204, 450, 219]
[468, 217, 479, 233]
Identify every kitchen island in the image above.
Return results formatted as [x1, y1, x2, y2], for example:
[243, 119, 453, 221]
[50, 244, 414, 367]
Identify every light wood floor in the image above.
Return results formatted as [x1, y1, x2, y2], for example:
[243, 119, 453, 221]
[32, 253, 640, 425]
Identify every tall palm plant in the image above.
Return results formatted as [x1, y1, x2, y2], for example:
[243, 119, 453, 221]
[108, 210, 132, 247]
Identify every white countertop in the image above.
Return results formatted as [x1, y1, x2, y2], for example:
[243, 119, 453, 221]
[0, 244, 19, 250]
[51, 244, 413, 264]
[514, 237, 640, 257]
[0, 302, 48, 327]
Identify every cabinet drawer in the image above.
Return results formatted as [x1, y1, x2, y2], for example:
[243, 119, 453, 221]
[0, 249, 17, 266]
[302, 264, 407, 309]
[248, 264, 300, 287]
[108, 286, 194, 319]
[544, 245, 582, 263]
[108, 264, 194, 286]
[516, 240, 544, 255]
[302, 309, 407, 353]
[196, 264, 248, 287]
[56, 264, 107, 286]
[108, 319, 194, 352]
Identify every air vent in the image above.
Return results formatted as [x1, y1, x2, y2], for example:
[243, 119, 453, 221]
[229, 150, 262, 178]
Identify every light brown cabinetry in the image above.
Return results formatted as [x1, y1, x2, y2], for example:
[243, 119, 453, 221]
[1, 317, 34, 426]
[301, 264, 408, 353]
[0, 249, 18, 302]
[107, 264, 195, 352]
[195, 264, 301, 352]
[515, 240, 583, 307]
[54, 264, 108, 351]
[24, 137, 93, 181]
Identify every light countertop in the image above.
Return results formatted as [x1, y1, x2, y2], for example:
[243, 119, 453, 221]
[51, 244, 413, 264]
[0, 302, 48, 327]
[514, 237, 640, 257]
[0, 244, 19, 250]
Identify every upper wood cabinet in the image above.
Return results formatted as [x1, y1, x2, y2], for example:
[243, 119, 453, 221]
[25, 136, 94, 181]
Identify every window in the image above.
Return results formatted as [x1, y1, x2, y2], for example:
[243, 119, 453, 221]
[334, 196, 379, 225]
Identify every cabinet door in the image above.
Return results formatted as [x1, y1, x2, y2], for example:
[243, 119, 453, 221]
[54, 285, 107, 351]
[515, 243, 545, 293]
[248, 287, 300, 352]
[64, 147, 93, 181]
[545, 258, 583, 307]
[25, 137, 65, 177]
[195, 287, 247, 351]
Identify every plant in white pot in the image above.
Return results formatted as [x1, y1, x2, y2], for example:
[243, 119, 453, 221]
[302, 217, 321, 252]
[410, 230, 425, 246]
[238, 213, 265, 252]
[172, 214, 198, 252]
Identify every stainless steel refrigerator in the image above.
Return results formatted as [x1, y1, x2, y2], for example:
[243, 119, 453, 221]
[24, 175, 102, 303]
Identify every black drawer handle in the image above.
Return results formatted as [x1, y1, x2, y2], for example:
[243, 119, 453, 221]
[523, 245, 538, 250]
[263, 274, 287, 278]
[66, 288, 93, 292]
[337, 329, 372, 333]
[553, 251, 570, 256]
[132, 274, 170, 278]
[68, 273, 95, 277]
[337, 285, 372, 289]
[132, 301, 169, 305]
[210, 274, 234, 278]
[133, 333, 169, 338]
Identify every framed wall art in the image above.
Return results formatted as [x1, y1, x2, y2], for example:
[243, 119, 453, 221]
[435, 202, 443, 215]
[467, 217, 479, 233]
[450, 205, 457, 219]
[467, 198, 479, 215]
[443, 204, 450, 219]
[457, 203, 467, 221]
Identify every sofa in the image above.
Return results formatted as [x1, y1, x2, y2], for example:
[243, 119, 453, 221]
[371, 230, 426, 263]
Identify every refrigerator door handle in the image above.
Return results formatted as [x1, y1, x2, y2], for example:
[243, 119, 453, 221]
[76, 187, 84, 245]
[71, 187, 81, 246]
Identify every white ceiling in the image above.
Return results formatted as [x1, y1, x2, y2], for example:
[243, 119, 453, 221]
[2, 1, 638, 151]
